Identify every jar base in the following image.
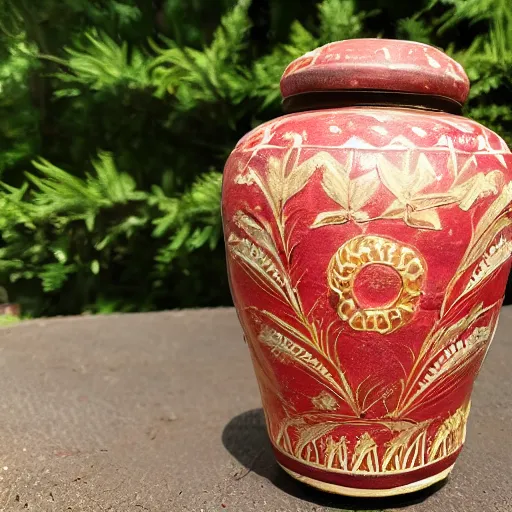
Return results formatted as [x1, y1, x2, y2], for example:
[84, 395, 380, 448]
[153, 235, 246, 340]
[279, 463, 454, 498]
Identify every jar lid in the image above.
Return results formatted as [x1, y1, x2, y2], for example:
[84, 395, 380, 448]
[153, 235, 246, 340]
[280, 39, 470, 107]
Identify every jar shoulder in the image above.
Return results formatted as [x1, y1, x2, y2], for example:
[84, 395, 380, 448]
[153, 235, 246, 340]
[227, 107, 510, 166]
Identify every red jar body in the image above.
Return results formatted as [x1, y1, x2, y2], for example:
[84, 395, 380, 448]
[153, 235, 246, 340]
[222, 44, 512, 497]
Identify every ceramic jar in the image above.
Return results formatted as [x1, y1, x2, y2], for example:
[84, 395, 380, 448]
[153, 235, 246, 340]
[222, 39, 512, 497]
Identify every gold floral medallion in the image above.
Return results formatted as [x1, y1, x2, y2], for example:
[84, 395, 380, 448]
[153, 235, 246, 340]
[328, 235, 426, 334]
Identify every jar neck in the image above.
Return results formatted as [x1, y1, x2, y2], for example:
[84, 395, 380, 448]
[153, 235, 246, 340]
[282, 90, 463, 115]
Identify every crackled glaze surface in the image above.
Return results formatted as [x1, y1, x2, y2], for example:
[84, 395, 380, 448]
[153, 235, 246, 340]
[222, 41, 512, 496]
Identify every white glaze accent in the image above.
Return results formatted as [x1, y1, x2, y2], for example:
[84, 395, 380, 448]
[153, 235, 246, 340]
[387, 135, 417, 149]
[379, 47, 391, 61]
[371, 126, 388, 135]
[445, 63, 465, 82]
[412, 127, 427, 137]
[426, 54, 441, 68]
[434, 134, 450, 148]
[341, 136, 375, 149]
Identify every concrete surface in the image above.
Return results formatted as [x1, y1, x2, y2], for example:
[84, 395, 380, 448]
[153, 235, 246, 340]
[0, 307, 509, 511]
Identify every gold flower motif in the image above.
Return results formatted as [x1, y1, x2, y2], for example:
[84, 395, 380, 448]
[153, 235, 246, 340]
[378, 153, 502, 230]
[328, 235, 426, 334]
[311, 151, 379, 228]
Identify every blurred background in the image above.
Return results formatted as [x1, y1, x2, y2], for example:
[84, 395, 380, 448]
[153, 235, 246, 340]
[0, 0, 510, 320]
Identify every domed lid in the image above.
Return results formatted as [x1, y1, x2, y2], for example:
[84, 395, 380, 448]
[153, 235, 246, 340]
[280, 39, 469, 113]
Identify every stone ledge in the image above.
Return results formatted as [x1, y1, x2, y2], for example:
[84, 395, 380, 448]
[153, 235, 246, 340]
[0, 306, 509, 511]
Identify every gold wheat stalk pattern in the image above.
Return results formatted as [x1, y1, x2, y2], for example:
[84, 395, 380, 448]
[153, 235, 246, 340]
[258, 326, 352, 404]
[397, 323, 494, 417]
[465, 236, 512, 294]
[325, 435, 349, 470]
[429, 402, 471, 462]
[272, 404, 468, 474]
[381, 421, 430, 471]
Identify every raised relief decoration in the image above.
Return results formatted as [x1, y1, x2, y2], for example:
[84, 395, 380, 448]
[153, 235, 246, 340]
[226, 129, 510, 480]
[328, 235, 425, 334]
[223, 39, 512, 497]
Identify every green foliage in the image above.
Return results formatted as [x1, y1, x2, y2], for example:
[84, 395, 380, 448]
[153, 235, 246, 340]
[0, 0, 510, 316]
[317, 0, 372, 44]
[0, 314, 21, 327]
[0, 38, 39, 174]
[433, 0, 512, 141]
[151, 0, 253, 108]
[54, 30, 152, 96]
[152, 171, 223, 269]
[251, 0, 372, 110]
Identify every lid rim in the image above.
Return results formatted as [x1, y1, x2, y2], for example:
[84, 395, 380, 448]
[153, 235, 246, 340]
[280, 39, 470, 106]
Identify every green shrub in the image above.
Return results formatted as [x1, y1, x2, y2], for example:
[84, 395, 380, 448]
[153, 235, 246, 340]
[0, 0, 509, 316]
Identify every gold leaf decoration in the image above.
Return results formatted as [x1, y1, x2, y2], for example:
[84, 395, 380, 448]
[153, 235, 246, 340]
[412, 153, 437, 193]
[352, 210, 370, 222]
[409, 193, 460, 211]
[328, 235, 425, 334]
[320, 153, 351, 209]
[233, 211, 277, 256]
[273, 412, 471, 474]
[248, 146, 348, 216]
[464, 236, 512, 294]
[234, 162, 256, 185]
[283, 153, 326, 202]
[405, 208, 442, 231]
[416, 325, 491, 397]
[294, 423, 337, 462]
[325, 435, 349, 470]
[311, 210, 350, 229]
[382, 421, 430, 471]
[258, 325, 342, 394]
[429, 402, 471, 461]
[378, 155, 407, 201]
[380, 198, 404, 219]
[228, 234, 288, 299]
[310, 152, 378, 227]
[454, 171, 502, 211]
[471, 182, 512, 243]
[312, 390, 339, 411]
[459, 183, 512, 275]
[442, 205, 512, 315]
[228, 136, 511, 478]
[383, 303, 497, 416]
[379, 152, 437, 198]
[464, 216, 512, 276]
[377, 153, 445, 229]
[376, 153, 503, 232]
[352, 433, 379, 472]
[450, 154, 477, 181]
[267, 156, 285, 208]
[349, 170, 380, 211]
[430, 302, 490, 355]
[275, 416, 305, 454]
